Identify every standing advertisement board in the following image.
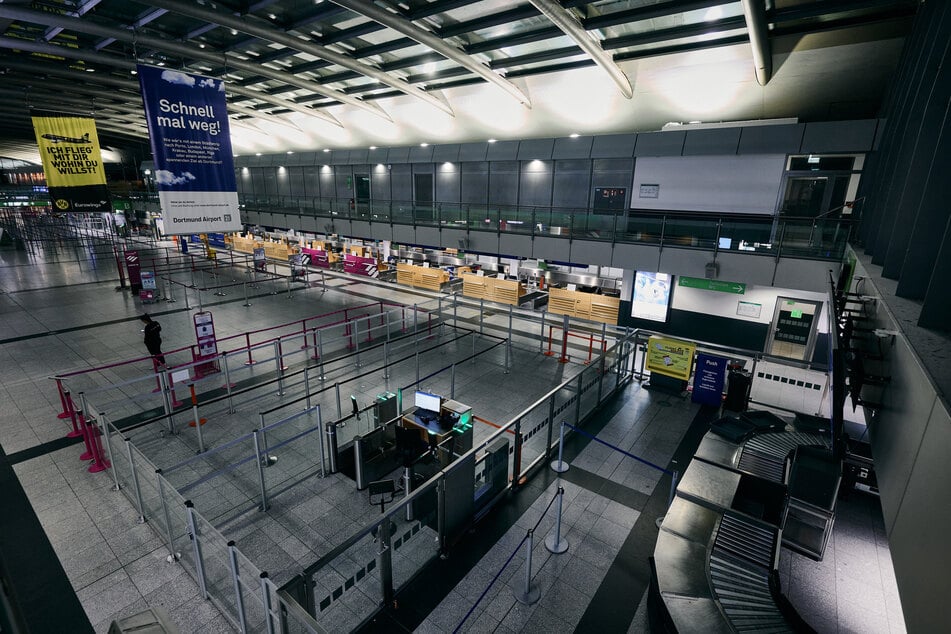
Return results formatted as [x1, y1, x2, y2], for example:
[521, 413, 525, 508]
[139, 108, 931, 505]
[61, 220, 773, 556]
[253, 248, 267, 272]
[31, 109, 111, 213]
[645, 336, 696, 381]
[692, 353, 728, 405]
[193, 312, 219, 377]
[125, 250, 142, 293]
[138, 65, 241, 234]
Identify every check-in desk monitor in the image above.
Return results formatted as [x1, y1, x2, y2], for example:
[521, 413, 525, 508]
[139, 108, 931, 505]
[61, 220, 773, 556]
[414, 391, 442, 419]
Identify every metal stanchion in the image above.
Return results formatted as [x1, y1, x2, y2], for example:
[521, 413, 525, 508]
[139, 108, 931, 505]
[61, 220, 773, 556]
[335, 383, 342, 419]
[304, 366, 312, 409]
[325, 421, 338, 473]
[125, 439, 146, 523]
[185, 501, 209, 598]
[539, 310, 546, 353]
[228, 542, 249, 634]
[223, 353, 235, 413]
[550, 421, 570, 473]
[403, 466, 414, 521]
[513, 529, 540, 605]
[316, 406, 326, 477]
[156, 472, 179, 562]
[479, 298, 484, 335]
[545, 487, 569, 554]
[450, 363, 456, 399]
[381, 341, 390, 379]
[99, 412, 120, 492]
[317, 329, 326, 380]
[243, 282, 251, 307]
[274, 341, 285, 395]
[252, 430, 270, 511]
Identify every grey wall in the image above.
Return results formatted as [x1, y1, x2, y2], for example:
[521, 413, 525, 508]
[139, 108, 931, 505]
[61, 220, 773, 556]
[631, 155, 787, 214]
[234, 120, 879, 215]
[851, 254, 951, 634]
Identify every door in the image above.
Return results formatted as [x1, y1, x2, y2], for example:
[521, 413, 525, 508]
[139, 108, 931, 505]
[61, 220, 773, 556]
[767, 297, 823, 361]
[354, 174, 370, 218]
[414, 173, 434, 223]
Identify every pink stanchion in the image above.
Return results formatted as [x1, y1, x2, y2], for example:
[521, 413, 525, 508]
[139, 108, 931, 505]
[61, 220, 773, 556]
[86, 415, 110, 473]
[54, 378, 72, 419]
[244, 332, 256, 366]
[152, 357, 163, 393]
[311, 329, 320, 360]
[63, 390, 83, 439]
[300, 320, 309, 350]
[77, 410, 95, 461]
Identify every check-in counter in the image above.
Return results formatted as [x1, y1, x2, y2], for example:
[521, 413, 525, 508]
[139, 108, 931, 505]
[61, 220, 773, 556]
[230, 234, 261, 255]
[461, 273, 526, 306]
[344, 253, 385, 278]
[263, 241, 298, 261]
[547, 287, 620, 324]
[396, 262, 450, 291]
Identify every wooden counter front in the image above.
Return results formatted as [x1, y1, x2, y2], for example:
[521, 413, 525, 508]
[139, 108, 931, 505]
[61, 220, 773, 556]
[231, 234, 261, 254]
[396, 262, 449, 291]
[461, 273, 526, 306]
[548, 288, 620, 325]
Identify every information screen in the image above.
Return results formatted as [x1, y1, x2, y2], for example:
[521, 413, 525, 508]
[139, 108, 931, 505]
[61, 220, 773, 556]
[631, 271, 673, 322]
[414, 391, 441, 412]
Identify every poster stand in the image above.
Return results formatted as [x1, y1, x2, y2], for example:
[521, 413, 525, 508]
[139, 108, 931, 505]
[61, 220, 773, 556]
[193, 312, 220, 379]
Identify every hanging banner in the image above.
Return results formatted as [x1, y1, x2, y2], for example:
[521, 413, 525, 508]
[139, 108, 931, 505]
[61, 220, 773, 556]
[645, 336, 696, 381]
[31, 109, 110, 213]
[138, 64, 241, 234]
[692, 353, 728, 405]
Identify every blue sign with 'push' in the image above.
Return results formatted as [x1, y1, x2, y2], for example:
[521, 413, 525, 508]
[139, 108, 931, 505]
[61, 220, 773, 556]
[692, 353, 728, 405]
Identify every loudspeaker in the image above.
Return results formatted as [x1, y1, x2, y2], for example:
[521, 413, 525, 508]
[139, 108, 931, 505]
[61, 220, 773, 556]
[705, 261, 719, 279]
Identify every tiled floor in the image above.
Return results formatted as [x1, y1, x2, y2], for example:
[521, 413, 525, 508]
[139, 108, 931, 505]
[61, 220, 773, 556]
[0, 235, 906, 633]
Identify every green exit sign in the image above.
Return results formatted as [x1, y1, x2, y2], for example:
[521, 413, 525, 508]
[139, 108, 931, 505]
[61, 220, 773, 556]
[791, 309, 804, 318]
[678, 276, 746, 294]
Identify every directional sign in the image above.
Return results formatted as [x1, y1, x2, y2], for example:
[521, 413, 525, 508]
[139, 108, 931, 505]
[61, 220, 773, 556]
[678, 276, 746, 294]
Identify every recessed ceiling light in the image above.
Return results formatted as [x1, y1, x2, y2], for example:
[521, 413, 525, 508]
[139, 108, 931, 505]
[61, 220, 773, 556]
[487, 139, 497, 143]
[198, 43, 206, 49]
[130, 69, 137, 75]
[704, 6, 723, 22]
[268, 13, 277, 20]
[323, 148, 331, 152]
[569, 133, 580, 138]
[86, 68, 95, 72]
[369, 146, 377, 150]
[230, 28, 238, 35]
[420, 142, 429, 147]
[286, 151, 294, 154]
[255, 152, 262, 156]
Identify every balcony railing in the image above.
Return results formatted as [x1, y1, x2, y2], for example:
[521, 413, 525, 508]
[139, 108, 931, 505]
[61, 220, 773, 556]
[240, 194, 853, 261]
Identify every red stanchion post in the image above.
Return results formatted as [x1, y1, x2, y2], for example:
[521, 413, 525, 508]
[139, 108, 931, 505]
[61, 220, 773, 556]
[544, 326, 554, 357]
[63, 389, 83, 438]
[54, 378, 72, 419]
[77, 409, 95, 461]
[87, 415, 109, 473]
[586, 334, 594, 365]
[245, 332, 256, 366]
[152, 357, 162, 393]
[187, 385, 207, 427]
[559, 325, 570, 364]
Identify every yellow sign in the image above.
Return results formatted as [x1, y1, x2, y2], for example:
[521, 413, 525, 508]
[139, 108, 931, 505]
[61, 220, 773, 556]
[32, 110, 110, 213]
[645, 336, 696, 381]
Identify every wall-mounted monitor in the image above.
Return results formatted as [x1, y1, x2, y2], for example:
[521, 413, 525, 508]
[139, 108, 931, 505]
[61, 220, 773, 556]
[631, 271, 673, 322]
[414, 390, 442, 413]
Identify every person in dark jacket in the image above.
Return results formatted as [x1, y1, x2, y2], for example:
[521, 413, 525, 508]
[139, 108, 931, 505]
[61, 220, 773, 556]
[140, 314, 166, 365]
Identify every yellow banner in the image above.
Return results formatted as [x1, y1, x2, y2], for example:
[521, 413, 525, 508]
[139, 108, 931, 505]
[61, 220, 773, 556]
[32, 112, 107, 188]
[645, 336, 696, 381]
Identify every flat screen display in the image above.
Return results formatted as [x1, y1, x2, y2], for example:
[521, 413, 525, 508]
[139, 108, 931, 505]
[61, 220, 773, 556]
[631, 271, 673, 322]
[414, 391, 441, 412]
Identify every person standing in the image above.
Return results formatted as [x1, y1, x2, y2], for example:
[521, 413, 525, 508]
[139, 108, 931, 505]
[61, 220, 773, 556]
[140, 314, 166, 365]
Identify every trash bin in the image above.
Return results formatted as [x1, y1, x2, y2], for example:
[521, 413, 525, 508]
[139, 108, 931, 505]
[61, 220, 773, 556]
[724, 369, 752, 412]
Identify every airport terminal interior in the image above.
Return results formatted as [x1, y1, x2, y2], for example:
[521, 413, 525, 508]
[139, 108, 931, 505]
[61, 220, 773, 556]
[1, 1, 950, 633]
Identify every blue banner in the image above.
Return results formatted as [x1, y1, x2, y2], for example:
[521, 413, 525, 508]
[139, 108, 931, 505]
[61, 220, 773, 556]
[692, 353, 728, 405]
[138, 64, 241, 234]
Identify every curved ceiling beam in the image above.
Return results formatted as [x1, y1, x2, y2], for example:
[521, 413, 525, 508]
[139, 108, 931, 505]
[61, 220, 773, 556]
[526, 0, 633, 99]
[0, 6, 368, 125]
[0, 57, 300, 131]
[0, 108, 149, 139]
[141, 0, 454, 116]
[740, 0, 772, 85]
[328, 0, 532, 108]
[0, 42, 325, 129]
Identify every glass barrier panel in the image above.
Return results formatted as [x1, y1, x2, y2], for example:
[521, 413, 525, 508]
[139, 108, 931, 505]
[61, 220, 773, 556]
[128, 444, 165, 529]
[661, 217, 718, 249]
[579, 365, 601, 421]
[234, 547, 269, 633]
[111, 437, 139, 510]
[259, 411, 324, 497]
[515, 395, 555, 472]
[192, 511, 243, 630]
[616, 215, 664, 244]
[572, 210, 616, 241]
[307, 531, 383, 632]
[389, 483, 441, 595]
